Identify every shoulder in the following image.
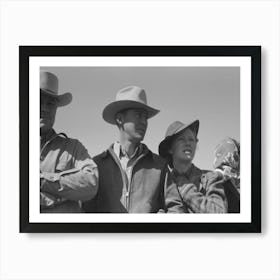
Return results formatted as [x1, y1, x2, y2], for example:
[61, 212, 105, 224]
[92, 145, 113, 165]
[93, 150, 108, 162]
[192, 164, 210, 175]
[151, 152, 167, 166]
[55, 133, 90, 153]
[65, 136, 85, 149]
[143, 146, 167, 169]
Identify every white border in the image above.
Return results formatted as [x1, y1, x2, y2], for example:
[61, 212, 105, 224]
[30, 56, 251, 223]
[2, 0, 280, 279]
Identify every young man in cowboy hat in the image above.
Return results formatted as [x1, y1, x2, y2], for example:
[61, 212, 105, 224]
[40, 71, 98, 213]
[83, 86, 184, 213]
[158, 120, 228, 213]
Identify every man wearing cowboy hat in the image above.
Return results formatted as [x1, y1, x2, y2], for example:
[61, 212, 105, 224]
[158, 120, 228, 213]
[83, 86, 184, 213]
[40, 71, 98, 213]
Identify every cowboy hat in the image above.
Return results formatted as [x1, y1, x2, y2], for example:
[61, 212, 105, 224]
[158, 120, 199, 159]
[102, 86, 160, 124]
[40, 71, 72, 107]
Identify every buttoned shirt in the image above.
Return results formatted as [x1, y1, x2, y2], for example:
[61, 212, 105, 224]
[113, 142, 143, 186]
[40, 130, 99, 213]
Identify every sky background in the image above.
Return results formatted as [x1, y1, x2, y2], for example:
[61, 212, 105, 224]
[41, 66, 240, 170]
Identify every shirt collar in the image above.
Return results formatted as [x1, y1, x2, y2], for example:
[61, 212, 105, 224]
[113, 142, 143, 160]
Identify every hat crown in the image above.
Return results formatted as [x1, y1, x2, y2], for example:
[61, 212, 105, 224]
[165, 121, 185, 137]
[102, 85, 159, 124]
[214, 137, 240, 155]
[116, 86, 148, 105]
[40, 71, 59, 95]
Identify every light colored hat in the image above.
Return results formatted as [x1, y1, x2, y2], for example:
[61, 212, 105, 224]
[40, 71, 72, 107]
[102, 86, 160, 124]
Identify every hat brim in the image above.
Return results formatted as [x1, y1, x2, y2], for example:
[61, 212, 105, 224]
[102, 100, 160, 124]
[158, 120, 199, 159]
[41, 89, 72, 107]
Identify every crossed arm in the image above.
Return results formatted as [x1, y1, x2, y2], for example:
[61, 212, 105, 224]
[177, 171, 228, 213]
[40, 141, 99, 208]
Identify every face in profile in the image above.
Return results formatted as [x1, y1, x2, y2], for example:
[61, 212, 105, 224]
[169, 128, 198, 164]
[117, 108, 148, 143]
[40, 92, 57, 135]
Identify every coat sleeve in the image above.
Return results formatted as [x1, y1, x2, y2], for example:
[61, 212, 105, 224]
[178, 171, 228, 213]
[40, 140, 99, 202]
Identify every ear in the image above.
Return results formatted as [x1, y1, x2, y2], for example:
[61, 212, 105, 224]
[168, 147, 173, 155]
[115, 112, 123, 126]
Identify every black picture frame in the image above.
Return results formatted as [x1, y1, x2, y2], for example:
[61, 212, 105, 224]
[20, 46, 261, 233]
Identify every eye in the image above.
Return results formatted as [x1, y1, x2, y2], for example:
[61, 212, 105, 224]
[176, 137, 184, 143]
[142, 111, 148, 118]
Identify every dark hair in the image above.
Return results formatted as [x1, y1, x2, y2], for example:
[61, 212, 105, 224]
[114, 109, 128, 128]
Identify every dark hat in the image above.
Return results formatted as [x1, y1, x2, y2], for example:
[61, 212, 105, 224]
[102, 86, 160, 125]
[40, 71, 72, 107]
[158, 120, 199, 159]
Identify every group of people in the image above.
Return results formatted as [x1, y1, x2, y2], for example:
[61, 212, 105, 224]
[40, 71, 240, 213]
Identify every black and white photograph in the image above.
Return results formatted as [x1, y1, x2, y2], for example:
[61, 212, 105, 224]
[20, 46, 261, 233]
[4, 0, 280, 279]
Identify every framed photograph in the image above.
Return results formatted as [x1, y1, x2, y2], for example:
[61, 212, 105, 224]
[20, 46, 261, 233]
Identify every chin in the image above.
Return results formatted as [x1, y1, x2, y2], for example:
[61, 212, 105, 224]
[180, 155, 193, 162]
[40, 124, 52, 134]
[132, 137, 143, 144]
[40, 119, 49, 127]
[136, 133, 145, 140]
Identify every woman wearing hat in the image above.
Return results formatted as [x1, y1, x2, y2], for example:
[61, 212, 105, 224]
[158, 120, 228, 213]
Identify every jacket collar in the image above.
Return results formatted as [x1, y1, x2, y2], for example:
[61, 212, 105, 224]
[41, 129, 56, 144]
[101, 142, 151, 160]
